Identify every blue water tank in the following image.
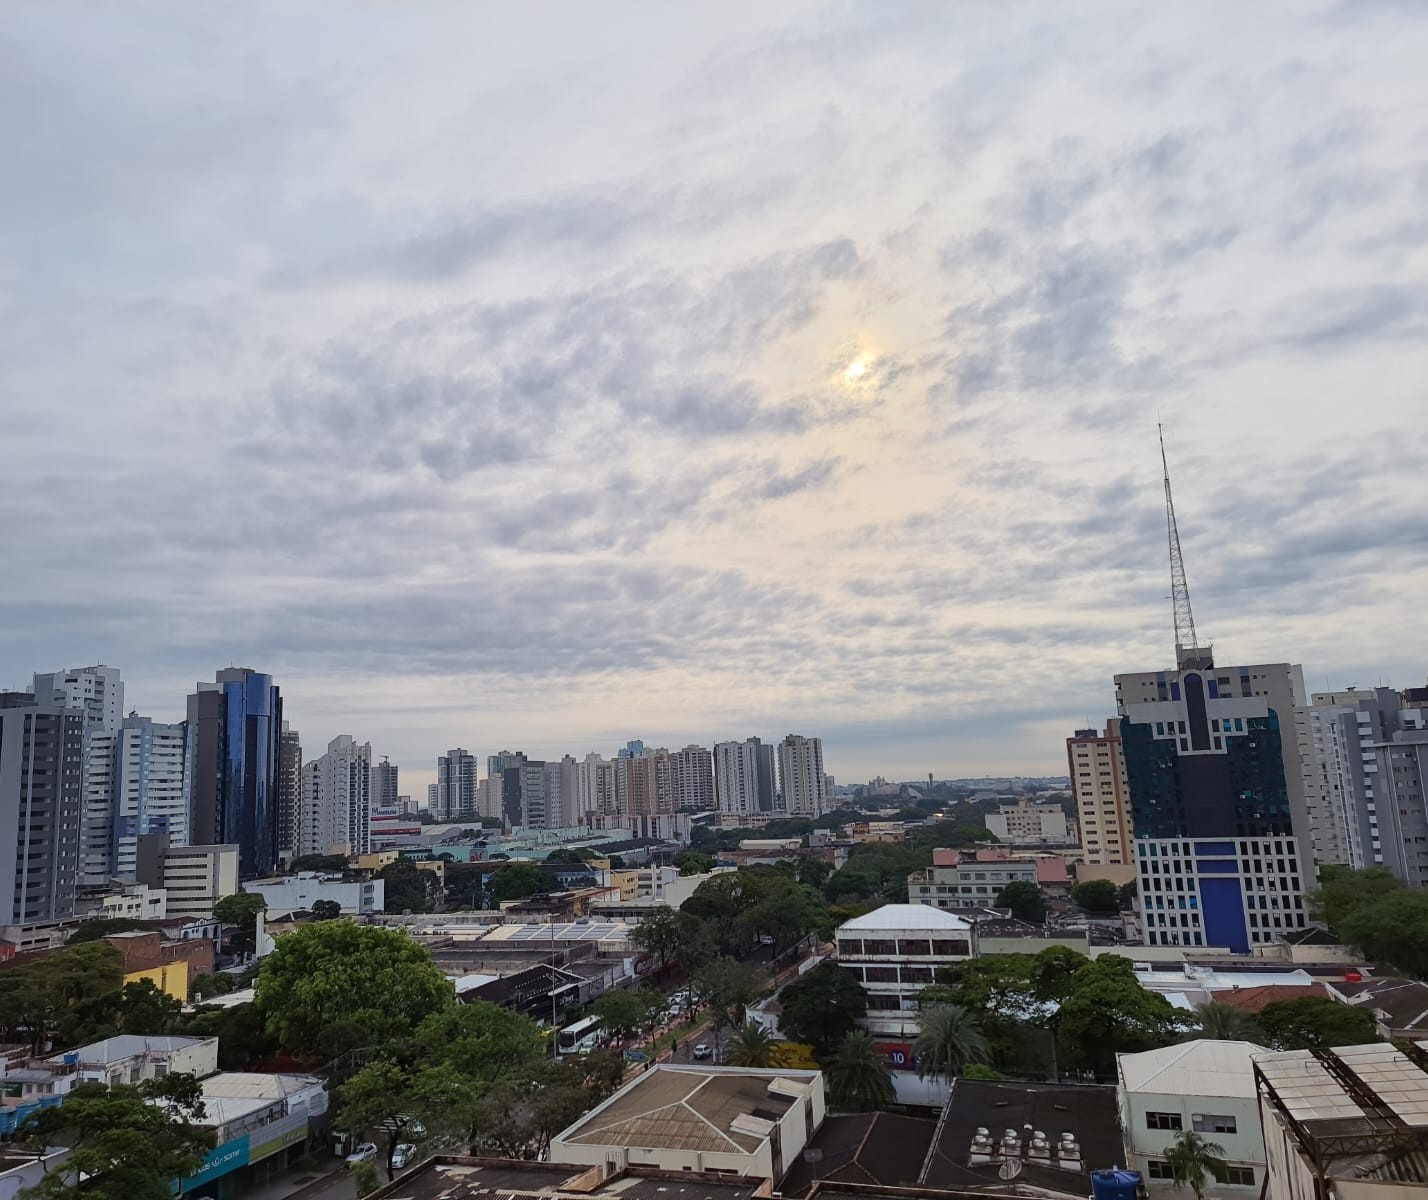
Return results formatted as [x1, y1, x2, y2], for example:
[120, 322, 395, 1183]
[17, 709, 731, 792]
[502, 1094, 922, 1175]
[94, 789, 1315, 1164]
[1091, 1168, 1143, 1200]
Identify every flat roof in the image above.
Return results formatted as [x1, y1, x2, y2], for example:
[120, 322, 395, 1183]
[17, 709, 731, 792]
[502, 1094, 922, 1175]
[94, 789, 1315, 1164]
[555, 1064, 819, 1156]
[1118, 1040, 1265, 1098]
[51, 1035, 211, 1066]
[368, 1157, 766, 1200]
[479, 922, 632, 942]
[200, 1072, 321, 1100]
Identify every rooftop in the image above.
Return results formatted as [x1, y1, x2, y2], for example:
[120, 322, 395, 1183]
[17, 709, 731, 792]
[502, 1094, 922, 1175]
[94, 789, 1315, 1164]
[367, 1157, 767, 1200]
[49, 1035, 210, 1066]
[921, 1079, 1123, 1194]
[1332, 977, 1428, 1032]
[1117, 1040, 1265, 1098]
[1211, 984, 1327, 1013]
[778, 1112, 936, 1198]
[200, 1072, 321, 1100]
[838, 905, 972, 933]
[554, 1064, 820, 1156]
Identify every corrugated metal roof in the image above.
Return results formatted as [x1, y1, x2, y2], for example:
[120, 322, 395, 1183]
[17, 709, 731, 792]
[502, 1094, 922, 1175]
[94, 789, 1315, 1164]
[838, 905, 972, 932]
[1117, 1039, 1265, 1097]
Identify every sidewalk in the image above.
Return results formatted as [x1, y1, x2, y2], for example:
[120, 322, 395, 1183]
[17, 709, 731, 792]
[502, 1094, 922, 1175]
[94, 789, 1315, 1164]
[241, 1154, 354, 1200]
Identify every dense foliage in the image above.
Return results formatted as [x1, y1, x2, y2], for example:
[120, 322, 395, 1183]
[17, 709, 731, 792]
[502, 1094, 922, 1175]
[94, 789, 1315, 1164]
[778, 961, 869, 1056]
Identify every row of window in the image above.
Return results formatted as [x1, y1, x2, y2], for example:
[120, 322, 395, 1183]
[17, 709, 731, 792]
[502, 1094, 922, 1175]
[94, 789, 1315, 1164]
[1146, 1162, 1254, 1186]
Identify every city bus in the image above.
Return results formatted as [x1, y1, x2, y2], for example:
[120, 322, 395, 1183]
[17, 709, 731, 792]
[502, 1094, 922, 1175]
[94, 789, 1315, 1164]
[557, 1015, 602, 1055]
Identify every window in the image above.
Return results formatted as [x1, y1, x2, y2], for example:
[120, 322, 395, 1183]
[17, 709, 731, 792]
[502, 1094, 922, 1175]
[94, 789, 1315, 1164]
[1147, 1162, 1174, 1180]
[1193, 1114, 1237, 1134]
[1146, 1111, 1182, 1131]
[1224, 1167, 1255, 1186]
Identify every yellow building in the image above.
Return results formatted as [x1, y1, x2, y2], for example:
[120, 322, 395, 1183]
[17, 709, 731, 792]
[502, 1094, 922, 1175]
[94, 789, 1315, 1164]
[353, 850, 400, 870]
[1066, 721, 1135, 882]
[124, 960, 191, 1004]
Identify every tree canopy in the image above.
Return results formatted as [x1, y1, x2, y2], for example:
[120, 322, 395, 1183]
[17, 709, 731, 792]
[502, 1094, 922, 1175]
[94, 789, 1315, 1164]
[18, 1075, 214, 1200]
[379, 858, 434, 914]
[0, 942, 124, 1051]
[488, 863, 550, 906]
[1069, 879, 1121, 913]
[1255, 996, 1379, 1050]
[1309, 867, 1428, 978]
[994, 880, 1047, 924]
[256, 921, 454, 1051]
[778, 962, 868, 1058]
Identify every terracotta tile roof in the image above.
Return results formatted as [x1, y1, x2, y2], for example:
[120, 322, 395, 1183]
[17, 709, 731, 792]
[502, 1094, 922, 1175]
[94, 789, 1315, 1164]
[1210, 983, 1327, 1013]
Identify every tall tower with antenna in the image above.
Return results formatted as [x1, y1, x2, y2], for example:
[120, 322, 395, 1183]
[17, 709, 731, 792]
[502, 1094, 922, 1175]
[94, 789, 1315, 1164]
[1159, 424, 1212, 671]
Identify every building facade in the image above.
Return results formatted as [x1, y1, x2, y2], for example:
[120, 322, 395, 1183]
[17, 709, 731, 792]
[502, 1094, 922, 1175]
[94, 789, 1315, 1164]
[110, 716, 191, 879]
[577, 753, 617, 822]
[371, 757, 399, 812]
[983, 797, 1071, 845]
[0, 694, 85, 925]
[186, 668, 284, 877]
[32, 665, 125, 735]
[713, 738, 775, 814]
[671, 744, 714, 811]
[777, 735, 826, 817]
[1068, 723, 1134, 869]
[298, 735, 372, 857]
[434, 748, 478, 821]
[834, 904, 976, 1037]
[275, 722, 302, 862]
[135, 835, 240, 918]
[243, 872, 383, 915]
[1116, 659, 1309, 953]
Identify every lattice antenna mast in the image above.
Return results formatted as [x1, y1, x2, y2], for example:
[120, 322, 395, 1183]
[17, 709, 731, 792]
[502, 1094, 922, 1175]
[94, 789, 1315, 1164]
[1160, 424, 1200, 664]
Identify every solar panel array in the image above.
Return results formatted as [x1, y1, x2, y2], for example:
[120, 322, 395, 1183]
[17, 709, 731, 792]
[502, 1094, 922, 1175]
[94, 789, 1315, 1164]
[488, 922, 631, 941]
[1256, 1051, 1368, 1124]
[1336, 1044, 1428, 1128]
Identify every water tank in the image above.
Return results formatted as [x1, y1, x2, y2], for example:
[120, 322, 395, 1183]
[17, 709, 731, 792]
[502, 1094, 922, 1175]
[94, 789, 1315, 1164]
[1092, 1168, 1143, 1200]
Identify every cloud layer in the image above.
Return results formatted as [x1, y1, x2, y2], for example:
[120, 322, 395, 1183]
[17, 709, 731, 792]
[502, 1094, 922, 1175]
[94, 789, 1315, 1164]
[3, 1, 1427, 788]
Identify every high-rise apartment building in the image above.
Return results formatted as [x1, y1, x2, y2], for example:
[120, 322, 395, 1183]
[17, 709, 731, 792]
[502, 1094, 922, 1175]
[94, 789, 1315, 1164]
[541, 756, 579, 829]
[777, 734, 827, 816]
[186, 668, 283, 877]
[81, 726, 119, 885]
[299, 735, 372, 857]
[713, 738, 775, 813]
[276, 722, 302, 863]
[0, 693, 85, 925]
[427, 782, 438, 811]
[1295, 688, 1398, 870]
[32, 665, 125, 735]
[110, 716, 190, 879]
[372, 757, 399, 812]
[671, 745, 715, 812]
[486, 751, 526, 826]
[615, 747, 676, 818]
[1066, 723, 1133, 869]
[577, 753, 616, 822]
[434, 748, 477, 821]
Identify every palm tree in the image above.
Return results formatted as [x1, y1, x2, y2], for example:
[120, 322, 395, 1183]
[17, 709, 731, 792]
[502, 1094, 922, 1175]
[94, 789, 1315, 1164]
[912, 1004, 988, 1081]
[1164, 1130, 1228, 1200]
[1181, 1001, 1260, 1043]
[723, 1022, 786, 1068]
[826, 1031, 896, 1111]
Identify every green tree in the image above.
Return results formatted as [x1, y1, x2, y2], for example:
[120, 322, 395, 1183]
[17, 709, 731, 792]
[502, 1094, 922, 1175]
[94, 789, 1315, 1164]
[778, 962, 868, 1057]
[545, 848, 593, 865]
[796, 858, 833, 890]
[338, 1058, 473, 1176]
[1308, 865, 1403, 937]
[723, 1022, 785, 1068]
[673, 852, 716, 876]
[311, 899, 344, 921]
[684, 873, 766, 955]
[695, 958, 764, 1037]
[593, 989, 649, 1039]
[413, 1002, 545, 1083]
[0, 942, 124, 1052]
[629, 907, 683, 976]
[1163, 1130, 1228, 1200]
[1255, 997, 1379, 1051]
[742, 877, 828, 951]
[351, 1162, 380, 1197]
[256, 921, 454, 1051]
[1181, 1001, 1261, 1043]
[18, 1075, 214, 1200]
[962, 1063, 1007, 1080]
[290, 854, 349, 872]
[1118, 879, 1138, 908]
[488, 863, 549, 906]
[188, 973, 235, 1000]
[179, 1001, 277, 1069]
[214, 892, 267, 952]
[1057, 955, 1182, 1076]
[380, 858, 434, 914]
[825, 1031, 896, 1110]
[1069, 879, 1121, 913]
[913, 1004, 988, 1081]
[1338, 890, 1428, 979]
[995, 880, 1047, 923]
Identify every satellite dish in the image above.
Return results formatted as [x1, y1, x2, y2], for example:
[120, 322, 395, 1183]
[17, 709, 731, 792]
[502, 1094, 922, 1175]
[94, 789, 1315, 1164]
[999, 1160, 1024, 1180]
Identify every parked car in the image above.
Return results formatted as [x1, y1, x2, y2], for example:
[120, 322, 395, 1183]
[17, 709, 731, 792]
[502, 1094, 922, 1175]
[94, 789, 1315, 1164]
[692, 1044, 711, 1060]
[346, 1143, 378, 1165]
[391, 1144, 418, 1170]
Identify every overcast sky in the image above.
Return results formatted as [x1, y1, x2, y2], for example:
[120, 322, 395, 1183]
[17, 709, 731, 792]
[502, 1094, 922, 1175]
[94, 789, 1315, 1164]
[4, 2, 1427, 792]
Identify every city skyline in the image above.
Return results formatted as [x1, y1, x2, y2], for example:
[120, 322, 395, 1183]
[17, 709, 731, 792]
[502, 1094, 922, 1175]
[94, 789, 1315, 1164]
[4, 4, 1428, 785]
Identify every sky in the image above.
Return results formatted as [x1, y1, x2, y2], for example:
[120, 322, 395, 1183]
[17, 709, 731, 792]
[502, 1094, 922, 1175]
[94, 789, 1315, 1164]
[4, 2, 1428, 795]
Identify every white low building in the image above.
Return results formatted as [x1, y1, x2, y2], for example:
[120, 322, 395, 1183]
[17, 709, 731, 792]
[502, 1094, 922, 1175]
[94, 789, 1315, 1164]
[49, 1035, 219, 1086]
[834, 904, 976, 1038]
[549, 1064, 824, 1182]
[1117, 1040, 1267, 1196]
[242, 872, 384, 915]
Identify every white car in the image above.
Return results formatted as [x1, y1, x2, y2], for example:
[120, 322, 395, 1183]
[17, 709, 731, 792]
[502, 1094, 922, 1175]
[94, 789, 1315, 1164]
[391, 1144, 418, 1170]
[346, 1143, 378, 1165]
[692, 1043, 711, 1060]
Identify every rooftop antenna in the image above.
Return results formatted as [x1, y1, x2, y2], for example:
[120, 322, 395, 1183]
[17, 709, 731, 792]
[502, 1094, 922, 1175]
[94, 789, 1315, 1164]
[1160, 423, 1210, 671]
